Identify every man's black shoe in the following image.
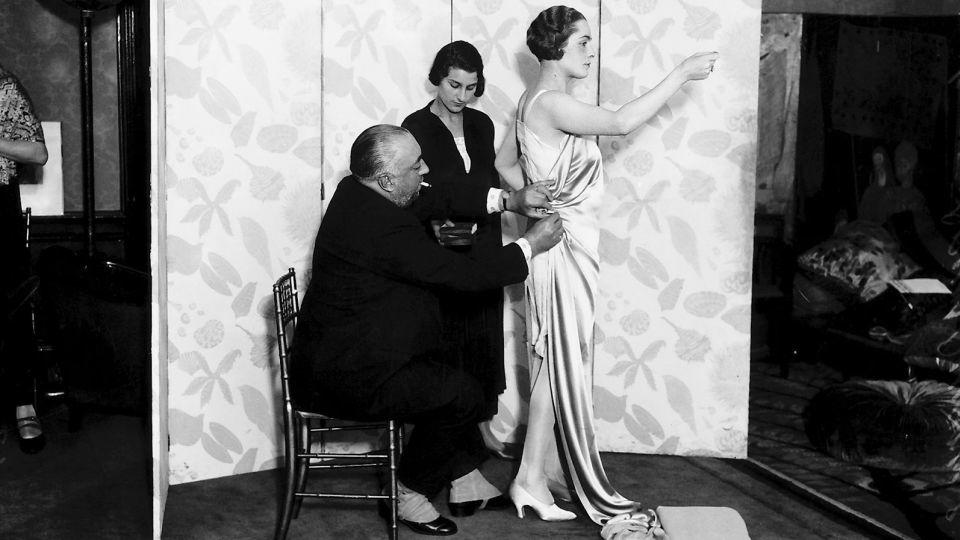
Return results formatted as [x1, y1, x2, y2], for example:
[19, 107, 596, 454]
[398, 516, 457, 536]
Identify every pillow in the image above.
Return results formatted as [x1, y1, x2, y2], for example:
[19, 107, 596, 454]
[797, 220, 920, 302]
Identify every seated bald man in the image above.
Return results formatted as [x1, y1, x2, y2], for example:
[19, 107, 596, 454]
[291, 124, 563, 536]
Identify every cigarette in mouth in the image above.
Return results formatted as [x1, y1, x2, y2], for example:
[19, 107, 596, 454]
[420, 181, 432, 187]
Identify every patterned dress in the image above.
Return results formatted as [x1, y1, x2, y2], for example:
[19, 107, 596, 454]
[0, 64, 44, 186]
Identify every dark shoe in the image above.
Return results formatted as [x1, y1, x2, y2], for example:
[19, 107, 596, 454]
[448, 494, 511, 517]
[17, 416, 46, 454]
[398, 516, 457, 536]
[379, 500, 458, 536]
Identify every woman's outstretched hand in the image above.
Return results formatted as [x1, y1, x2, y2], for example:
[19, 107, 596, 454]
[678, 51, 719, 82]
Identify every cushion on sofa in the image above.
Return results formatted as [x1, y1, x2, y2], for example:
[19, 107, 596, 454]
[798, 220, 920, 302]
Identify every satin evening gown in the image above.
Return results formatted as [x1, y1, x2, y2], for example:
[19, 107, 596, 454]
[516, 90, 640, 524]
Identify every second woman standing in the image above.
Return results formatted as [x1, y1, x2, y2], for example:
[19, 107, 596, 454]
[401, 40, 514, 505]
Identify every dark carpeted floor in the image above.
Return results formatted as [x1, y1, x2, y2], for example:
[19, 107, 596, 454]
[0, 405, 151, 539]
[749, 358, 960, 540]
[161, 450, 880, 539]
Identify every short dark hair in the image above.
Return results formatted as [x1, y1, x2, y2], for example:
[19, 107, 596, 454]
[427, 40, 486, 97]
[526, 6, 586, 61]
[349, 125, 409, 181]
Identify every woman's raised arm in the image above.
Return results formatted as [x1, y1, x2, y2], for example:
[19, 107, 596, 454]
[545, 51, 717, 137]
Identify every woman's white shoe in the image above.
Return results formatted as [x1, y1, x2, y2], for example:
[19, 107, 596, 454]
[509, 482, 577, 521]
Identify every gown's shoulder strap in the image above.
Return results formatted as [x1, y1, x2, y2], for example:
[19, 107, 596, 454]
[519, 89, 553, 124]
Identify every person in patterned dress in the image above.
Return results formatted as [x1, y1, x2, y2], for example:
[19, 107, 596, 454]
[0, 63, 48, 453]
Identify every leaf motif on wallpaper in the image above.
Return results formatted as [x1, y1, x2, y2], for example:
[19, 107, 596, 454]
[240, 384, 276, 437]
[208, 252, 242, 288]
[657, 435, 680, 454]
[666, 215, 700, 274]
[683, 291, 727, 318]
[634, 247, 669, 282]
[351, 77, 387, 120]
[481, 84, 516, 126]
[237, 325, 276, 369]
[623, 412, 654, 446]
[661, 117, 688, 150]
[233, 448, 258, 475]
[176, 177, 203, 202]
[232, 282, 257, 318]
[169, 408, 203, 446]
[721, 304, 751, 334]
[726, 142, 757, 174]
[594, 386, 626, 423]
[323, 58, 354, 98]
[231, 112, 257, 147]
[237, 44, 272, 106]
[209, 421, 243, 455]
[237, 156, 285, 201]
[599, 68, 637, 109]
[200, 262, 232, 296]
[667, 157, 714, 203]
[679, 0, 721, 40]
[206, 77, 241, 117]
[687, 130, 731, 158]
[166, 57, 201, 99]
[239, 217, 273, 275]
[257, 125, 298, 153]
[201, 433, 233, 464]
[383, 47, 409, 92]
[664, 318, 711, 363]
[602, 335, 633, 359]
[599, 229, 630, 266]
[168, 235, 203, 275]
[631, 404, 665, 441]
[258, 457, 282, 472]
[664, 374, 697, 432]
[197, 88, 232, 124]
[178, 350, 203, 375]
[293, 137, 323, 169]
[658, 278, 684, 311]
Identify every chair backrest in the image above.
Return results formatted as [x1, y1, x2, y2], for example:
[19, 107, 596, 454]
[272, 268, 300, 409]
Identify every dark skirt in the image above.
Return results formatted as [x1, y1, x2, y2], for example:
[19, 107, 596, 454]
[437, 222, 505, 420]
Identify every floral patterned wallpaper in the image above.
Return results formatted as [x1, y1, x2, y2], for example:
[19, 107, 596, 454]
[161, 0, 759, 485]
[0, 0, 120, 212]
[164, 0, 325, 483]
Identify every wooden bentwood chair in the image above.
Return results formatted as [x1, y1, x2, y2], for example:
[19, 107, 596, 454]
[272, 268, 403, 540]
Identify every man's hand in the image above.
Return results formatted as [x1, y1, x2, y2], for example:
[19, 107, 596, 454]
[504, 181, 554, 218]
[523, 213, 564, 255]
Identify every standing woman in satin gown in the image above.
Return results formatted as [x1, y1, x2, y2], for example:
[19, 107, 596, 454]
[495, 5, 718, 533]
[402, 41, 511, 456]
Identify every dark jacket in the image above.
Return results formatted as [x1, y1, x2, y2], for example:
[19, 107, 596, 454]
[401, 103, 500, 244]
[290, 176, 527, 416]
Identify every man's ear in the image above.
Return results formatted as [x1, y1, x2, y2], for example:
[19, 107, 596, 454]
[377, 173, 395, 192]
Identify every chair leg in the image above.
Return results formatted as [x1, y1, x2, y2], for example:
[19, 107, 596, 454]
[275, 418, 298, 540]
[292, 419, 311, 518]
[389, 420, 400, 540]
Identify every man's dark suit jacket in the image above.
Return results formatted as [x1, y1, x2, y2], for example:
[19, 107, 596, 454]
[290, 176, 528, 417]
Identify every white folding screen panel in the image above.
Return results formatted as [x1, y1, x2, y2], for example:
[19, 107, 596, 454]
[164, 0, 325, 484]
[595, 0, 758, 457]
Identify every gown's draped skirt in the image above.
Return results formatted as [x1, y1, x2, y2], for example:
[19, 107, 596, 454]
[518, 111, 639, 524]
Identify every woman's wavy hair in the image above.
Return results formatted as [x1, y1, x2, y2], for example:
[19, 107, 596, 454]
[428, 40, 486, 97]
[526, 5, 586, 61]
